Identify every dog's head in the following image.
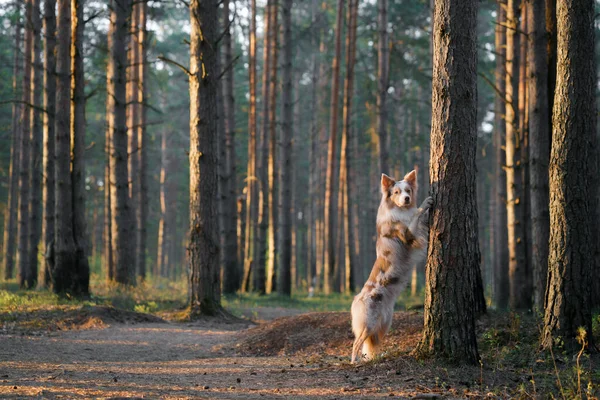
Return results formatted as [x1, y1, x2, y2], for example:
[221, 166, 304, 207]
[381, 170, 418, 209]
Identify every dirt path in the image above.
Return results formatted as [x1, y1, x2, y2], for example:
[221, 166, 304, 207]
[0, 310, 435, 399]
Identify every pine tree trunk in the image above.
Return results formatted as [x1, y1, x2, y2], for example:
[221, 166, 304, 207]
[71, 0, 90, 295]
[376, 0, 389, 174]
[493, 0, 509, 309]
[53, 0, 78, 294]
[104, 12, 114, 281]
[542, 0, 597, 352]
[221, 0, 239, 294]
[3, 13, 22, 281]
[27, 0, 42, 288]
[505, 0, 529, 310]
[188, 0, 224, 317]
[41, 0, 56, 288]
[323, 0, 344, 294]
[340, 0, 358, 294]
[109, 0, 135, 286]
[416, 0, 481, 364]
[137, 0, 147, 280]
[277, 0, 292, 296]
[17, 0, 33, 288]
[527, 0, 550, 312]
[265, 0, 279, 294]
[242, 0, 258, 293]
[157, 129, 168, 276]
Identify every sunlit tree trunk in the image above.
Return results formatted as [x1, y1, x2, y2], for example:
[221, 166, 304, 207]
[242, 0, 258, 293]
[17, 0, 33, 288]
[71, 0, 90, 295]
[542, 0, 597, 351]
[416, 0, 481, 364]
[277, 0, 292, 296]
[137, 0, 148, 280]
[376, 0, 389, 174]
[527, 0, 549, 312]
[323, 0, 344, 294]
[4, 12, 22, 281]
[188, 0, 224, 317]
[40, 0, 56, 287]
[157, 129, 168, 276]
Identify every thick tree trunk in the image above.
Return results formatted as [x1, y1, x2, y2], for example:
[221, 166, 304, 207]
[376, 0, 389, 174]
[242, 0, 258, 293]
[505, 0, 529, 310]
[17, 0, 33, 288]
[41, 0, 56, 288]
[27, 0, 42, 289]
[277, 0, 293, 296]
[221, 0, 239, 294]
[527, 0, 550, 312]
[493, 0, 509, 309]
[109, 0, 135, 285]
[340, 0, 358, 294]
[71, 0, 90, 295]
[416, 0, 481, 364]
[542, 0, 597, 352]
[323, 0, 344, 294]
[188, 0, 224, 317]
[4, 13, 22, 281]
[137, 0, 148, 280]
[53, 0, 78, 294]
[265, 0, 279, 294]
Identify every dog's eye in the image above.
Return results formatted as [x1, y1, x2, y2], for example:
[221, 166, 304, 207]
[393, 190, 399, 195]
[406, 189, 411, 194]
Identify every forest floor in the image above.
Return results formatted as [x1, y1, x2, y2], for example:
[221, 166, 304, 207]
[0, 283, 599, 399]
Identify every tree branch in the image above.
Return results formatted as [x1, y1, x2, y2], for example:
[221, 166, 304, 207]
[157, 55, 192, 77]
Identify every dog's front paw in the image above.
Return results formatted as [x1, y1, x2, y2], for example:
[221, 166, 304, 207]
[420, 196, 433, 211]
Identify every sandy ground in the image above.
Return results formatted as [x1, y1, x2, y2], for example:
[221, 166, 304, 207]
[0, 309, 440, 399]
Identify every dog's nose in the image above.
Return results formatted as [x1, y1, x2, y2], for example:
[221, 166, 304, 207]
[404, 197, 410, 204]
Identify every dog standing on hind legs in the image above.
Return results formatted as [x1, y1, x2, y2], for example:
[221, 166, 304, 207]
[351, 170, 432, 364]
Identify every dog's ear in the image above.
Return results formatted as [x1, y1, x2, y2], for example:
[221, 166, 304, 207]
[403, 170, 417, 188]
[381, 173, 395, 194]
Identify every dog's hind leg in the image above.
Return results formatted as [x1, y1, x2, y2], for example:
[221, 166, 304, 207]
[351, 327, 369, 364]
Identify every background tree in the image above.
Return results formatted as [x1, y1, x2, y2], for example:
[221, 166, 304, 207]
[416, 0, 481, 364]
[542, 0, 597, 351]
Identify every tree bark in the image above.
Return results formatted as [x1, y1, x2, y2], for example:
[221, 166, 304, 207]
[27, 0, 43, 289]
[17, 0, 33, 288]
[277, 0, 293, 296]
[416, 0, 481, 364]
[188, 0, 224, 317]
[137, 0, 148, 281]
[323, 0, 344, 294]
[157, 129, 168, 276]
[376, 0, 389, 174]
[71, 0, 90, 295]
[109, 0, 135, 286]
[242, 0, 258, 293]
[3, 12, 22, 281]
[40, 0, 56, 288]
[221, 0, 239, 294]
[527, 0, 550, 312]
[542, 0, 597, 352]
[505, 0, 529, 310]
[104, 10, 114, 282]
[493, 0, 509, 309]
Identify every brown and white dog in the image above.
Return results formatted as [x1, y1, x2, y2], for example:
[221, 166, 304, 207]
[350, 170, 432, 363]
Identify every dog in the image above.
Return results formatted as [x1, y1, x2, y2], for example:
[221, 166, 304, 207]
[350, 170, 432, 363]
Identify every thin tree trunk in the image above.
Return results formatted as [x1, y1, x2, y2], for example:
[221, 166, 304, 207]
[323, 0, 344, 294]
[4, 12, 22, 281]
[109, 0, 135, 286]
[242, 0, 258, 293]
[188, 0, 224, 317]
[494, 0, 509, 309]
[505, 0, 529, 310]
[527, 0, 549, 312]
[53, 0, 78, 294]
[40, 0, 56, 288]
[157, 129, 168, 276]
[266, 0, 279, 294]
[104, 9, 114, 281]
[416, 0, 482, 364]
[542, 0, 597, 351]
[71, 0, 90, 295]
[221, 0, 239, 294]
[376, 0, 389, 174]
[277, 0, 292, 296]
[17, 0, 33, 288]
[27, 0, 42, 289]
[137, 0, 147, 280]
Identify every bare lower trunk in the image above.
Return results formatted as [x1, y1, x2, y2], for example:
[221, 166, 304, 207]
[137, 0, 147, 280]
[157, 129, 168, 276]
[376, 0, 389, 174]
